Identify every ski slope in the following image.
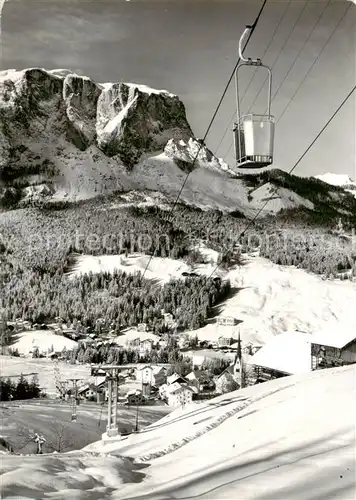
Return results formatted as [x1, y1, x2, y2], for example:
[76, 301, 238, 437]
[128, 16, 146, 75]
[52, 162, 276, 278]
[1, 365, 355, 499]
[10, 329, 77, 356]
[69, 250, 356, 347]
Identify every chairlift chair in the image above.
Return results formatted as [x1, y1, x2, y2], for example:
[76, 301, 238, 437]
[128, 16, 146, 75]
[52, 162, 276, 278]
[233, 26, 275, 170]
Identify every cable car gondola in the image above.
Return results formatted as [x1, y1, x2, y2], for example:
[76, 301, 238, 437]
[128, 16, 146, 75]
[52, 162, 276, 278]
[233, 25, 275, 170]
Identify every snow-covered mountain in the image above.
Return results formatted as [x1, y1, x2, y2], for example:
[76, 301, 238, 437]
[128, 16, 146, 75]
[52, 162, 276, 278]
[0, 68, 239, 209]
[1, 68, 355, 220]
[314, 173, 356, 198]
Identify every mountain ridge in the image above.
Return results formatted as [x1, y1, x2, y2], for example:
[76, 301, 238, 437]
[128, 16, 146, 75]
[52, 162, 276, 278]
[1, 68, 356, 224]
[314, 173, 356, 199]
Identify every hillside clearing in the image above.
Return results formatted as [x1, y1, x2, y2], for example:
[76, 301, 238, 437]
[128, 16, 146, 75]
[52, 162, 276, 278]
[10, 330, 78, 356]
[66, 250, 356, 347]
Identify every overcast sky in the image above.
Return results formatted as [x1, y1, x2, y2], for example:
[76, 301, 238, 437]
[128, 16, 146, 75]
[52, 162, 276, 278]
[1, 0, 355, 178]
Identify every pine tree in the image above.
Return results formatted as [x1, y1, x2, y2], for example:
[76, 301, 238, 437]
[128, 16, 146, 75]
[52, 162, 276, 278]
[15, 374, 30, 400]
[29, 375, 41, 398]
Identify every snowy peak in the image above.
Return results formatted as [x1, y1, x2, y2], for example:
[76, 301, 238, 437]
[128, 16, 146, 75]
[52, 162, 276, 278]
[314, 173, 355, 187]
[164, 137, 235, 174]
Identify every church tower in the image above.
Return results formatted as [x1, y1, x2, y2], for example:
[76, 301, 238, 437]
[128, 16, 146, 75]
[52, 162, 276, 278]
[233, 329, 244, 388]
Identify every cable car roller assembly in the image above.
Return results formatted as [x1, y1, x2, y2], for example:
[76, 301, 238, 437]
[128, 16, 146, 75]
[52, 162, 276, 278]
[233, 25, 275, 170]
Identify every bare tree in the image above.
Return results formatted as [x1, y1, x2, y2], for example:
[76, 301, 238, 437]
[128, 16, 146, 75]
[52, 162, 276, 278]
[46, 420, 76, 453]
[12, 426, 36, 454]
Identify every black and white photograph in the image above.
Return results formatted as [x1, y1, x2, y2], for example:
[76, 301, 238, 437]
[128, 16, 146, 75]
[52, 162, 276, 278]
[0, 0, 355, 498]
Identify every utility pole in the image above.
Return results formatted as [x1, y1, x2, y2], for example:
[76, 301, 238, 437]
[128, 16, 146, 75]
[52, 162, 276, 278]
[135, 397, 139, 432]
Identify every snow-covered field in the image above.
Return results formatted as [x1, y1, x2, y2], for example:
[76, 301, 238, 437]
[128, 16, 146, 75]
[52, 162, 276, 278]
[0, 399, 170, 455]
[1, 365, 355, 499]
[68, 249, 356, 347]
[10, 329, 77, 356]
[188, 254, 356, 346]
[69, 253, 191, 284]
[69, 246, 221, 283]
[0, 356, 90, 394]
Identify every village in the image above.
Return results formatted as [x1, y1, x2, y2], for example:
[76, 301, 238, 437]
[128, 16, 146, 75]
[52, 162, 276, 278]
[2, 312, 356, 435]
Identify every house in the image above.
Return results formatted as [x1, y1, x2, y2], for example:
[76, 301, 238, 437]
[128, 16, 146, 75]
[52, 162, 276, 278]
[91, 367, 107, 377]
[217, 316, 236, 327]
[215, 364, 240, 394]
[185, 370, 214, 393]
[137, 323, 148, 332]
[78, 384, 96, 400]
[136, 365, 168, 387]
[165, 382, 194, 407]
[218, 336, 233, 348]
[78, 377, 107, 401]
[251, 331, 312, 382]
[126, 389, 143, 405]
[310, 328, 356, 369]
[47, 351, 62, 359]
[158, 383, 169, 399]
[185, 370, 204, 392]
[139, 339, 154, 357]
[159, 373, 189, 399]
[167, 373, 187, 385]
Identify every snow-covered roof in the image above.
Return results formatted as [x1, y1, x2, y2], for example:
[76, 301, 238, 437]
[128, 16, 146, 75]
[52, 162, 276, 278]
[136, 365, 152, 371]
[186, 370, 202, 381]
[166, 382, 194, 395]
[167, 373, 185, 385]
[311, 328, 356, 349]
[152, 366, 165, 375]
[78, 384, 90, 393]
[126, 389, 142, 397]
[136, 364, 166, 373]
[251, 331, 312, 375]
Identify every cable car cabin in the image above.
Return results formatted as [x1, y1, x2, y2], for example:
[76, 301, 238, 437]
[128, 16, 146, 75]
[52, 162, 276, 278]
[233, 114, 275, 169]
[233, 25, 275, 170]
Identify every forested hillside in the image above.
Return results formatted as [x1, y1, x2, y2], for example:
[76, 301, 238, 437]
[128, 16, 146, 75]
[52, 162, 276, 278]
[0, 193, 355, 335]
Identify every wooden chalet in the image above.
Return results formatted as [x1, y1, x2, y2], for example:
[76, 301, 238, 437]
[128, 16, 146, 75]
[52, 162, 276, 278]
[310, 329, 356, 370]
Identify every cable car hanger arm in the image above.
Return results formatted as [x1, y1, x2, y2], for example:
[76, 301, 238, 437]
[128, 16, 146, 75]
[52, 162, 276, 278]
[239, 25, 262, 66]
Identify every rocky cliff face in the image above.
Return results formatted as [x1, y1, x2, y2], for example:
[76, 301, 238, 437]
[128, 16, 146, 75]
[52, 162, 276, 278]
[0, 68, 193, 179]
[1, 68, 354, 220]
